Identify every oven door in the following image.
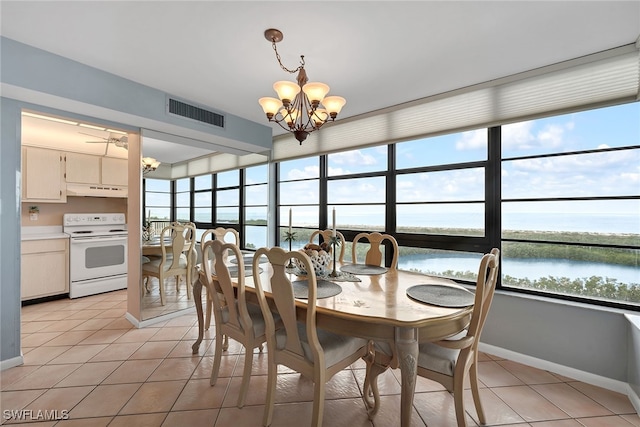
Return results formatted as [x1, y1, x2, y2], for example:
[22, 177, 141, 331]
[69, 235, 128, 282]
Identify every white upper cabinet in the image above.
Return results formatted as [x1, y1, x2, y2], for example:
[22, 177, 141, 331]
[66, 152, 101, 184]
[21, 146, 66, 202]
[101, 157, 128, 186]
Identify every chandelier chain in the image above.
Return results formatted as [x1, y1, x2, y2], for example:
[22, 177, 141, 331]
[271, 40, 305, 74]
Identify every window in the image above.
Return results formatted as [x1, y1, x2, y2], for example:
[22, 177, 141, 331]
[244, 164, 269, 249]
[501, 103, 640, 307]
[279, 157, 319, 248]
[216, 170, 239, 224]
[175, 177, 190, 223]
[144, 178, 171, 226]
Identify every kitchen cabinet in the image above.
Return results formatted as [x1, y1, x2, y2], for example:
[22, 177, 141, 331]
[66, 153, 127, 186]
[101, 157, 128, 186]
[21, 238, 69, 300]
[65, 152, 101, 184]
[21, 146, 66, 203]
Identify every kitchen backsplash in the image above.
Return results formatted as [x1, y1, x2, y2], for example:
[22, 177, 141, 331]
[21, 197, 128, 226]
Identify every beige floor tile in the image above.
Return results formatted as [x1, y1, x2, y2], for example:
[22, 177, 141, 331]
[412, 390, 475, 427]
[0, 366, 41, 387]
[113, 327, 160, 343]
[369, 394, 427, 427]
[166, 339, 203, 358]
[23, 386, 94, 413]
[21, 346, 72, 365]
[576, 415, 640, 426]
[48, 344, 109, 365]
[191, 355, 238, 380]
[102, 317, 135, 330]
[3, 364, 81, 391]
[89, 342, 144, 362]
[161, 409, 218, 427]
[107, 413, 168, 427]
[148, 326, 190, 341]
[69, 383, 141, 418]
[21, 321, 56, 334]
[621, 414, 640, 426]
[21, 332, 63, 348]
[70, 317, 116, 331]
[65, 309, 106, 320]
[119, 380, 186, 415]
[463, 387, 526, 425]
[0, 389, 47, 413]
[54, 361, 122, 387]
[492, 385, 570, 422]
[531, 383, 612, 418]
[147, 357, 200, 382]
[77, 329, 127, 345]
[530, 420, 582, 426]
[128, 341, 179, 360]
[54, 416, 113, 426]
[478, 360, 525, 387]
[102, 359, 164, 384]
[568, 381, 637, 414]
[93, 308, 127, 319]
[40, 330, 96, 347]
[172, 378, 230, 411]
[38, 319, 87, 333]
[498, 359, 564, 385]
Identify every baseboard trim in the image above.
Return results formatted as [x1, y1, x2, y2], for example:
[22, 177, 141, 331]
[125, 306, 195, 329]
[0, 355, 24, 371]
[479, 342, 629, 395]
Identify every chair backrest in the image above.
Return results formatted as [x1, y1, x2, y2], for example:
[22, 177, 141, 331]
[467, 248, 500, 350]
[253, 247, 322, 364]
[201, 239, 253, 332]
[309, 229, 346, 263]
[201, 227, 241, 263]
[159, 222, 196, 270]
[351, 232, 399, 270]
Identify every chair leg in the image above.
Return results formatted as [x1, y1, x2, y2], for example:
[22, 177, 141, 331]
[262, 358, 277, 427]
[453, 372, 468, 427]
[186, 269, 192, 299]
[469, 361, 486, 425]
[363, 358, 387, 418]
[210, 328, 224, 386]
[205, 291, 213, 331]
[159, 274, 165, 306]
[237, 347, 254, 408]
[311, 376, 326, 427]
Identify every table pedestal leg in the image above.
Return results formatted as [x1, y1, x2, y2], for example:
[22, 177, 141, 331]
[191, 273, 204, 354]
[395, 327, 418, 427]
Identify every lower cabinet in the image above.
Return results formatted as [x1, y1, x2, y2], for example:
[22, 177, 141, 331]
[21, 239, 69, 301]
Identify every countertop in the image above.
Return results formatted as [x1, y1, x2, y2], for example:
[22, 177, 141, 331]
[21, 226, 69, 241]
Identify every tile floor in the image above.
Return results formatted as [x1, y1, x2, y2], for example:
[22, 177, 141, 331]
[1, 289, 639, 426]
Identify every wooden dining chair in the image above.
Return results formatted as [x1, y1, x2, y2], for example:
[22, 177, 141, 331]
[252, 246, 370, 427]
[141, 223, 196, 305]
[351, 231, 399, 270]
[363, 248, 501, 426]
[200, 227, 241, 331]
[200, 239, 270, 408]
[309, 229, 346, 264]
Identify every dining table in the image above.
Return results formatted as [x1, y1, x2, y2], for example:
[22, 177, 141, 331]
[142, 237, 191, 257]
[192, 259, 474, 427]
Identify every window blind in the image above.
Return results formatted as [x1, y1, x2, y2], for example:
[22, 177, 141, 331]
[272, 44, 640, 162]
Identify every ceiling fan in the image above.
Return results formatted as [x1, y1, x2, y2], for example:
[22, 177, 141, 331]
[81, 132, 128, 150]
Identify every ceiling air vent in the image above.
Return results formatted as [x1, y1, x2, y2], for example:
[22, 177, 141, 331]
[167, 97, 225, 128]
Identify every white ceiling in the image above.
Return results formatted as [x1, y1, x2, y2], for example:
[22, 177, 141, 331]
[2, 1, 639, 165]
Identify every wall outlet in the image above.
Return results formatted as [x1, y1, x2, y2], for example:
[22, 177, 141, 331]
[29, 213, 38, 221]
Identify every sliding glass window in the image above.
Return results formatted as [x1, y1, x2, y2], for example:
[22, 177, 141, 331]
[501, 103, 640, 307]
[175, 178, 190, 223]
[279, 157, 319, 249]
[143, 178, 171, 232]
[244, 164, 269, 249]
[216, 170, 239, 225]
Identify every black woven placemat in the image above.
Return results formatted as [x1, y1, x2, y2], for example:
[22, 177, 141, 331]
[292, 279, 342, 299]
[227, 265, 263, 278]
[406, 284, 475, 308]
[340, 264, 388, 275]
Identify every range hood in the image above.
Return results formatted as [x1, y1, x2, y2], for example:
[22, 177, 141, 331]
[66, 183, 128, 198]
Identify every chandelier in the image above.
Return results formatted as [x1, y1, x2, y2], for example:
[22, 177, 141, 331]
[258, 28, 346, 144]
[141, 157, 161, 174]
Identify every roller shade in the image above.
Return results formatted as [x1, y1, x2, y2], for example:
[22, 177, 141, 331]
[272, 44, 640, 162]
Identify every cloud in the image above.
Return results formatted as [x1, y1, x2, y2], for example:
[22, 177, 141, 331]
[287, 165, 319, 180]
[329, 150, 378, 167]
[455, 129, 487, 150]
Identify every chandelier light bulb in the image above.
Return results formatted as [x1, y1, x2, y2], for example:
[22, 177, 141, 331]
[259, 97, 283, 119]
[302, 82, 330, 105]
[322, 96, 347, 117]
[273, 81, 300, 105]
